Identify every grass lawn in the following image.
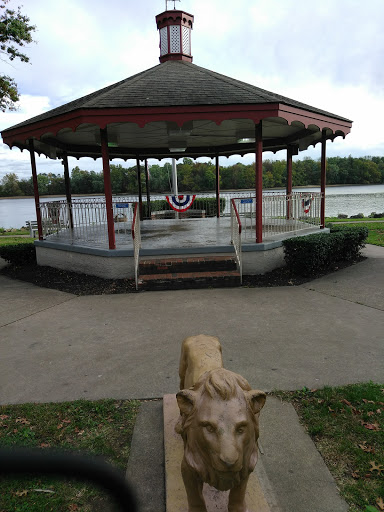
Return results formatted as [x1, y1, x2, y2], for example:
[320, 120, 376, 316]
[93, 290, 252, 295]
[352, 223, 384, 247]
[325, 219, 384, 248]
[325, 217, 384, 223]
[0, 228, 29, 236]
[275, 383, 384, 512]
[1, 386, 382, 511]
[0, 399, 140, 512]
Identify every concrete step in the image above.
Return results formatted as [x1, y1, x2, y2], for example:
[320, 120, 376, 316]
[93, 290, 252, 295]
[139, 256, 237, 275]
[139, 269, 241, 291]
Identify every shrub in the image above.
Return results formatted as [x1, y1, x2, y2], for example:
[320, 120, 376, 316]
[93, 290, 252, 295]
[141, 199, 168, 218]
[194, 197, 226, 216]
[283, 225, 368, 276]
[329, 224, 368, 260]
[0, 243, 36, 266]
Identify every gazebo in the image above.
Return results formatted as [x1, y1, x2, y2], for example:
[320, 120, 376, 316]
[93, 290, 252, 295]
[1, 6, 352, 286]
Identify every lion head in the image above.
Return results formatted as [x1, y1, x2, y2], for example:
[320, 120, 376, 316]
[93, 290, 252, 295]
[176, 368, 266, 491]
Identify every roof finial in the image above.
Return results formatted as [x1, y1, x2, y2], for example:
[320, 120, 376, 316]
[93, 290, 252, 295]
[166, 0, 180, 10]
[156, 3, 193, 63]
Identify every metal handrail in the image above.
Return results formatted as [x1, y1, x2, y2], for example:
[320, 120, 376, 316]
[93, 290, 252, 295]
[131, 202, 141, 290]
[231, 199, 242, 284]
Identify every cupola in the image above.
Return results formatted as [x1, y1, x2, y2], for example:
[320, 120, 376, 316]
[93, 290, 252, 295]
[155, 9, 194, 63]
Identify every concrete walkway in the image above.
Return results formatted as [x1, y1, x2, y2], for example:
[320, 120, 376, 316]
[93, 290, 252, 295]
[1, 244, 383, 404]
[1, 244, 383, 511]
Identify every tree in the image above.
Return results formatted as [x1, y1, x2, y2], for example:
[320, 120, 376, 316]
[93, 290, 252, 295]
[37, 173, 49, 195]
[148, 164, 169, 192]
[0, 0, 35, 111]
[18, 175, 34, 195]
[1, 171, 21, 195]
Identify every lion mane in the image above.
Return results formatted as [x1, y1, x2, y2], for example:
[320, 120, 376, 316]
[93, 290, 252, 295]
[176, 367, 266, 491]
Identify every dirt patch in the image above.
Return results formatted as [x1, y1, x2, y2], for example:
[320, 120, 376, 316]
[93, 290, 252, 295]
[243, 257, 365, 287]
[0, 257, 365, 296]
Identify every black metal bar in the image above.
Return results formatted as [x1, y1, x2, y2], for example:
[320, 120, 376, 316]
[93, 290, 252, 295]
[136, 158, 143, 221]
[144, 159, 151, 219]
[62, 151, 74, 229]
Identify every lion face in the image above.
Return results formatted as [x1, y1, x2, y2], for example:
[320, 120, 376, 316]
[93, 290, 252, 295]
[194, 394, 252, 473]
[176, 368, 266, 491]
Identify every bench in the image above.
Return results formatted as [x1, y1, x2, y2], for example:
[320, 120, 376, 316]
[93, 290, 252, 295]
[26, 220, 38, 238]
[151, 209, 206, 219]
[26, 219, 68, 238]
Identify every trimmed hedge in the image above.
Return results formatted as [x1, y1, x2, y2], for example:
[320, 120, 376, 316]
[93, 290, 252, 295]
[282, 225, 368, 276]
[0, 243, 36, 266]
[141, 200, 168, 218]
[329, 224, 368, 261]
[141, 197, 226, 218]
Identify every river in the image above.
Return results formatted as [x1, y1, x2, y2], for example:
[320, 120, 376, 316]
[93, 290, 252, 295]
[1, 184, 384, 229]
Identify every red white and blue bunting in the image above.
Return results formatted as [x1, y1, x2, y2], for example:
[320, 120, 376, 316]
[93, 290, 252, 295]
[302, 196, 312, 214]
[166, 195, 196, 212]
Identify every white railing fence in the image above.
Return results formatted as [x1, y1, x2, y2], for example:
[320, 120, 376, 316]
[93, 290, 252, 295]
[232, 192, 323, 239]
[39, 200, 73, 237]
[131, 202, 141, 290]
[38, 192, 322, 249]
[38, 199, 135, 246]
[230, 199, 242, 284]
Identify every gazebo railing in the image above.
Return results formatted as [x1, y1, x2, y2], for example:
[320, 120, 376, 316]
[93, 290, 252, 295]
[232, 192, 323, 239]
[39, 201, 73, 237]
[38, 192, 322, 248]
[38, 199, 136, 246]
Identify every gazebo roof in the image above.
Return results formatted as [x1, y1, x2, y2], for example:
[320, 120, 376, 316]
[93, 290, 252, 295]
[6, 60, 351, 122]
[1, 51, 352, 161]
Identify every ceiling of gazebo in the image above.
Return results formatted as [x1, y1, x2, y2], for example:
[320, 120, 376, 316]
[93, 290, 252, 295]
[1, 60, 352, 161]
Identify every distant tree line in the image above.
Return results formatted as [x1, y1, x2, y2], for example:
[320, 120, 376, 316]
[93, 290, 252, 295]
[1, 156, 384, 197]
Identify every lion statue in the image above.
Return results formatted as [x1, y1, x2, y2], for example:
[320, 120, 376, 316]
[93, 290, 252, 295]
[176, 335, 266, 512]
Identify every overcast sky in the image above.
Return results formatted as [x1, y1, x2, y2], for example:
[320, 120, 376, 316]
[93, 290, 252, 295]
[1, 0, 383, 181]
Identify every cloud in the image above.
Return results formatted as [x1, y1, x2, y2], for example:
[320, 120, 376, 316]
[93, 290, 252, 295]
[195, 0, 384, 91]
[1, 0, 383, 181]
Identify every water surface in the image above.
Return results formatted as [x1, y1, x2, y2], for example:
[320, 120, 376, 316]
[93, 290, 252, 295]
[1, 185, 384, 229]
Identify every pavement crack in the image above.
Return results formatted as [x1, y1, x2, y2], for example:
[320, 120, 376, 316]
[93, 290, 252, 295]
[0, 296, 78, 328]
[304, 287, 384, 312]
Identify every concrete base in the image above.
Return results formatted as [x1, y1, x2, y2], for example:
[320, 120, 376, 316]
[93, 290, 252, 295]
[242, 246, 285, 275]
[35, 242, 285, 280]
[163, 394, 271, 512]
[34, 224, 327, 280]
[36, 244, 135, 279]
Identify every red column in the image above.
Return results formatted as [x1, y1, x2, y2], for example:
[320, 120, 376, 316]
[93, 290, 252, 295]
[286, 145, 293, 220]
[28, 139, 43, 240]
[320, 130, 327, 229]
[62, 152, 74, 229]
[255, 122, 263, 243]
[215, 155, 220, 218]
[100, 128, 116, 249]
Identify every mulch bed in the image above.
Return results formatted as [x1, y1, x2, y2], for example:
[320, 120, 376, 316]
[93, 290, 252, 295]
[0, 257, 365, 296]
